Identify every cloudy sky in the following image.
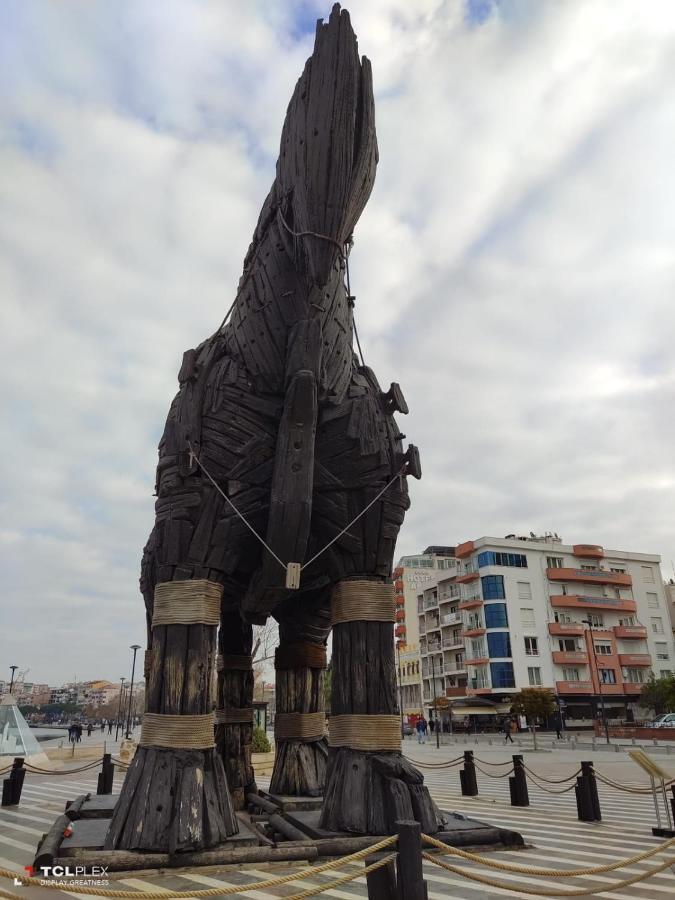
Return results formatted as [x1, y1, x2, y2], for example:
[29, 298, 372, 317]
[2, 0, 674, 685]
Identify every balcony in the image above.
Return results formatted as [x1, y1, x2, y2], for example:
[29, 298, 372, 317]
[467, 686, 491, 696]
[456, 570, 480, 584]
[427, 642, 442, 653]
[614, 624, 648, 639]
[458, 597, 483, 611]
[442, 637, 464, 650]
[395, 624, 406, 638]
[618, 654, 651, 666]
[556, 680, 593, 694]
[395, 609, 405, 622]
[446, 686, 468, 697]
[465, 656, 489, 666]
[394, 580, 404, 592]
[623, 683, 644, 695]
[552, 650, 588, 665]
[549, 594, 637, 613]
[455, 540, 474, 559]
[423, 596, 439, 610]
[548, 622, 585, 637]
[426, 621, 440, 633]
[573, 544, 604, 559]
[445, 665, 467, 675]
[441, 612, 462, 627]
[462, 627, 486, 638]
[547, 568, 632, 587]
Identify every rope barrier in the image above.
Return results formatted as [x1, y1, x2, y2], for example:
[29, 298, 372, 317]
[523, 765, 581, 784]
[474, 764, 514, 778]
[282, 853, 396, 900]
[0, 756, 128, 778]
[421, 833, 675, 877]
[594, 771, 675, 793]
[406, 755, 464, 768]
[524, 773, 578, 794]
[421, 851, 675, 896]
[0, 836, 398, 897]
[473, 757, 513, 767]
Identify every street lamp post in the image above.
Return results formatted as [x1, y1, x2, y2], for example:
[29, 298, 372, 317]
[8, 666, 18, 695]
[582, 620, 610, 744]
[430, 653, 441, 749]
[125, 645, 141, 739]
[396, 642, 405, 738]
[115, 678, 126, 742]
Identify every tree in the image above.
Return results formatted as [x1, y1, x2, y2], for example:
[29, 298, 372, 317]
[640, 673, 675, 716]
[511, 688, 556, 750]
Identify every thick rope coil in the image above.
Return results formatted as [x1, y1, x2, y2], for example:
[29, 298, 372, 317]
[331, 580, 396, 624]
[0, 836, 397, 897]
[421, 851, 675, 896]
[421, 832, 675, 876]
[140, 713, 215, 749]
[328, 714, 401, 751]
[214, 708, 254, 725]
[274, 712, 326, 741]
[275, 642, 327, 670]
[152, 580, 222, 627]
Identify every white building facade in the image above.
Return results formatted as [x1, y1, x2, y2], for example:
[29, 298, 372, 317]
[418, 534, 675, 725]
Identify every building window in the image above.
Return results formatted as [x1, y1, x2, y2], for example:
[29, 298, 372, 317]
[520, 607, 535, 627]
[594, 642, 612, 655]
[477, 551, 527, 568]
[655, 643, 669, 660]
[484, 603, 508, 628]
[517, 582, 532, 601]
[619, 616, 635, 626]
[562, 667, 580, 681]
[600, 669, 617, 684]
[487, 631, 512, 658]
[660, 670, 672, 678]
[547, 557, 563, 568]
[558, 638, 578, 652]
[642, 566, 655, 583]
[651, 618, 664, 634]
[624, 667, 646, 684]
[647, 592, 659, 609]
[481, 575, 505, 599]
[490, 661, 515, 688]
[554, 611, 573, 624]
[580, 564, 599, 571]
[524, 636, 539, 656]
[587, 614, 603, 627]
[528, 667, 542, 686]
[561, 585, 568, 596]
[610, 566, 627, 574]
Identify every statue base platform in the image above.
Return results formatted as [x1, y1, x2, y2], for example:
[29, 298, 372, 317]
[33, 790, 524, 874]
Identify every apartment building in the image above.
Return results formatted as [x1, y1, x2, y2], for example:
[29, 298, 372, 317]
[418, 533, 675, 724]
[393, 547, 457, 720]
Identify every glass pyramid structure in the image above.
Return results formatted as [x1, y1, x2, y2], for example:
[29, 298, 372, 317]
[0, 693, 45, 759]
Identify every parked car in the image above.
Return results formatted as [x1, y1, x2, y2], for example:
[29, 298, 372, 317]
[649, 713, 675, 728]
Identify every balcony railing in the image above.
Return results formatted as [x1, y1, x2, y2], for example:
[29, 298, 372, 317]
[549, 594, 637, 613]
[441, 612, 462, 627]
[618, 654, 651, 666]
[458, 597, 483, 610]
[462, 627, 486, 639]
[556, 680, 593, 694]
[547, 568, 632, 587]
[548, 622, 585, 637]
[613, 625, 648, 639]
[442, 637, 464, 649]
[424, 596, 439, 610]
[552, 650, 588, 665]
[446, 686, 468, 697]
[465, 656, 489, 666]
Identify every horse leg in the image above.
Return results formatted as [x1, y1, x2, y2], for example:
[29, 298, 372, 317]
[269, 589, 331, 797]
[215, 611, 256, 809]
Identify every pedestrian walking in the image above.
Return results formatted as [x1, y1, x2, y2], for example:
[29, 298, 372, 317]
[415, 717, 426, 745]
[503, 716, 514, 743]
[108, 720, 113, 735]
[87, 723, 92, 737]
[76, 723, 83, 742]
[100, 721, 106, 734]
[553, 713, 563, 740]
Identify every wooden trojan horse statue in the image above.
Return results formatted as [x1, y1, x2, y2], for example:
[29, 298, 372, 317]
[106, 4, 443, 854]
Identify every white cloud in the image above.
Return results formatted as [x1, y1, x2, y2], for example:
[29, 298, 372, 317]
[1, 0, 674, 683]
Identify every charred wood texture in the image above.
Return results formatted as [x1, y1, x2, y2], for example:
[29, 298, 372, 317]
[115, 4, 431, 851]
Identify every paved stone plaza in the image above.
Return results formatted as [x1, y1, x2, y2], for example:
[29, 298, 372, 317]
[1, 736, 674, 898]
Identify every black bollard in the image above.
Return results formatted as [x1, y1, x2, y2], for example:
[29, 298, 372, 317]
[670, 786, 675, 826]
[575, 760, 601, 822]
[395, 820, 427, 900]
[459, 750, 478, 797]
[1, 758, 26, 807]
[97, 753, 114, 795]
[509, 754, 529, 807]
